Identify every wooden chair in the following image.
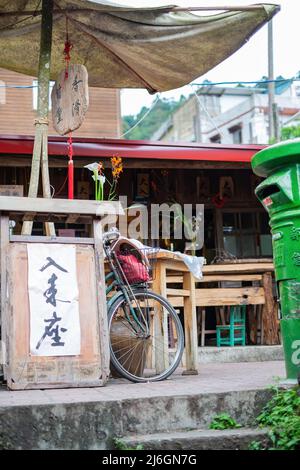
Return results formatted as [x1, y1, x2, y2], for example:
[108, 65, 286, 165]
[216, 305, 246, 347]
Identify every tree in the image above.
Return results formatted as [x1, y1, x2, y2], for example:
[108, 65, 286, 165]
[281, 124, 300, 141]
[122, 96, 186, 140]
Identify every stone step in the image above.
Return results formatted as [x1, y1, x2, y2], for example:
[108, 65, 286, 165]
[0, 387, 273, 449]
[0, 361, 284, 449]
[197, 345, 283, 364]
[121, 427, 269, 450]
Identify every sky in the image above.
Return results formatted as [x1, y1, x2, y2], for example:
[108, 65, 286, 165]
[118, 0, 300, 117]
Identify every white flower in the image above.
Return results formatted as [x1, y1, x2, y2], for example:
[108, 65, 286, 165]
[92, 174, 106, 184]
[84, 162, 99, 172]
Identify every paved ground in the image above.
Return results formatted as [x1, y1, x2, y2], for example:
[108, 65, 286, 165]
[0, 361, 285, 407]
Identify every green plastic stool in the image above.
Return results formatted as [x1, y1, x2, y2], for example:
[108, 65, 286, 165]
[216, 305, 246, 347]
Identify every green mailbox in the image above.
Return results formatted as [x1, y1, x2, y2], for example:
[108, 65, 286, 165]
[252, 139, 300, 382]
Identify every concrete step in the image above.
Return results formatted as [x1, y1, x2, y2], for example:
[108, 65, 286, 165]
[198, 345, 283, 364]
[121, 427, 269, 450]
[0, 387, 273, 449]
[0, 361, 284, 449]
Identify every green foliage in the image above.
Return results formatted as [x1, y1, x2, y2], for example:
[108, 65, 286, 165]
[249, 386, 300, 451]
[122, 96, 186, 140]
[248, 440, 264, 450]
[281, 125, 300, 141]
[113, 438, 143, 451]
[209, 413, 242, 430]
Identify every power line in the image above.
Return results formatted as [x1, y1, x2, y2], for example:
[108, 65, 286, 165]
[190, 85, 230, 144]
[0, 85, 36, 88]
[191, 77, 299, 87]
[1, 76, 300, 90]
[120, 95, 160, 137]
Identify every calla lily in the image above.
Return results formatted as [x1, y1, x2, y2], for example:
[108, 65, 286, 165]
[92, 175, 106, 184]
[84, 162, 100, 172]
[84, 156, 122, 201]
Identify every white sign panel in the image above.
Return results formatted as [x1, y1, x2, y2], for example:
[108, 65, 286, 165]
[27, 244, 81, 356]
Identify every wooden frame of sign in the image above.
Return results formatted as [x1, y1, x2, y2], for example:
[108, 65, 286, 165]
[0, 196, 123, 390]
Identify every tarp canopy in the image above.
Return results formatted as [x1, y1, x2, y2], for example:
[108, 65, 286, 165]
[0, 1, 279, 93]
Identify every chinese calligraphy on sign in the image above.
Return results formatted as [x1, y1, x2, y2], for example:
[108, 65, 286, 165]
[27, 244, 81, 356]
[51, 64, 89, 136]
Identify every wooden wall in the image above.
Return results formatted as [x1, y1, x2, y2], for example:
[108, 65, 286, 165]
[0, 68, 121, 138]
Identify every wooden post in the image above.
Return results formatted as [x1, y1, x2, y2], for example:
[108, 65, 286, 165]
[182, 271, 198, 374]
[152, 261, 169, 373]
[0, 214, 9, 378]
[262, 272, 279, 344]
[93, 219, 110, 381]
[22, 0, 55, 236]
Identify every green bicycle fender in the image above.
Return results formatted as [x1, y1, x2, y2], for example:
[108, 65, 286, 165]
[107, 291, 125, 312]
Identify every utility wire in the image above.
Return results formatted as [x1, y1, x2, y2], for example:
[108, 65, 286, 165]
[190, 85, 229, 144]
[1, 75, 299, 139]
[1, 76, 300, 90]
[120, 94, 160, 137]
[190, 77, 300, 87]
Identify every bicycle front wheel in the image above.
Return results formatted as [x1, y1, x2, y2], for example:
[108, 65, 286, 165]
[108, 290, 184, 383]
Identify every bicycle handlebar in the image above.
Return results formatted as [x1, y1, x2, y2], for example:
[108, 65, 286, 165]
[103, 227, 120, 244]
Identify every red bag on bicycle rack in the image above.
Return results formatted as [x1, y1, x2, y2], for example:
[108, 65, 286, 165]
[117, 253, 150, 284]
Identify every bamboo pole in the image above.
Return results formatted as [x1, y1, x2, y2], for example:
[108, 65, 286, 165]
[22, 0, 55, 236]
[0, 5, 281, 16]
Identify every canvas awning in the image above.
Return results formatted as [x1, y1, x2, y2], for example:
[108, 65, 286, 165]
[0, 1, 279, 93]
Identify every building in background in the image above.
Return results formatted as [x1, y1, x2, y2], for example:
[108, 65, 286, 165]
[0, 68, 121, 138]
[152, 76, 300, 145]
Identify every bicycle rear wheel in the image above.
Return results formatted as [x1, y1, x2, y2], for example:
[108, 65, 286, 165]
[108, 289, 184, 382]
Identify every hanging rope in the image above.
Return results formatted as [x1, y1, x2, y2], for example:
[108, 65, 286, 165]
[63, 17, 73, 80]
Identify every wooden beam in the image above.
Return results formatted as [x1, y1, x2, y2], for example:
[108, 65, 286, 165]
[0, 156, 251, 170]
[166, 288, 190, 297]
[167, 274, 263, 283]
[66, 214, 80, 224]
[202, 263, 274, 275]
[10, 235, 94, 244]
[0, 196, 124, 217]
[195, 287, 265, 307]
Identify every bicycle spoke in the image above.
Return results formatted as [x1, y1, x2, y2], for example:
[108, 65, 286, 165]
[108, 290, 184, 382]
[118, 339, 142, 370]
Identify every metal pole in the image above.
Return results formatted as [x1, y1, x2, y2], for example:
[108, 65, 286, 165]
[22, 0, 55, 236]
[268, 20, 275, 143]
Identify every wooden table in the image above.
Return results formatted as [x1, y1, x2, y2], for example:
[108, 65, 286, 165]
[152, 252, 277, 375]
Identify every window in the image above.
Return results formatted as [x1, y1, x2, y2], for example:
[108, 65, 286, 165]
[229, 124, 243, 144]
[32, 80, 55, 110]
[193, 115, 199, 141]
[0, 80, 5, 105]
[210, 133, 221, 143]
[222, 210, 272, 258]
[249, 122, 253, 142]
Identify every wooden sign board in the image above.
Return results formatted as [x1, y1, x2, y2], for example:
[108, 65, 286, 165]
[51, 64, 89, 136]
[4, 243, 108, 389]
[0, 185, 23, 197]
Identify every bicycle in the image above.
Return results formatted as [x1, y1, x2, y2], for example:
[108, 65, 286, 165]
[103, 228, 184, 383]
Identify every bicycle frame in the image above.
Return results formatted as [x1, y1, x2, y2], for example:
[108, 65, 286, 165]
[104, 242, 150, 335]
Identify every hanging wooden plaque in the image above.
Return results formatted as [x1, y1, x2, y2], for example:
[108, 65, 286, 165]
[51, 64, 89, 135]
